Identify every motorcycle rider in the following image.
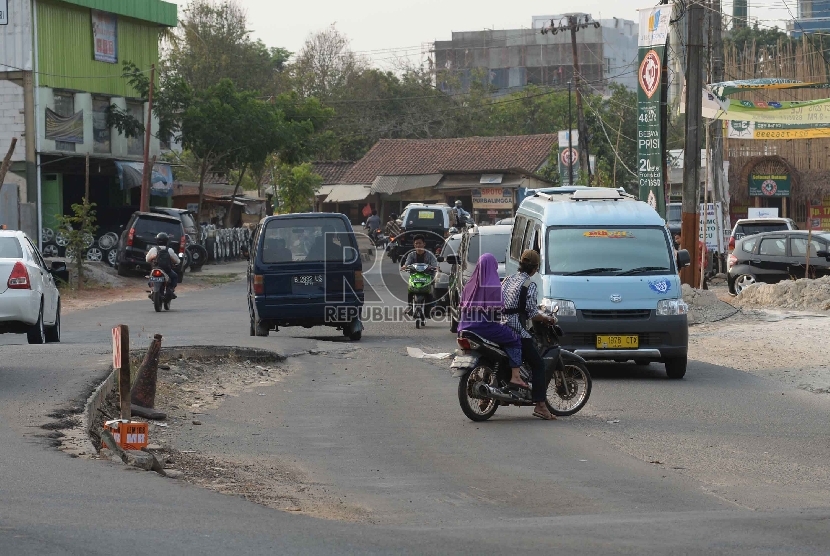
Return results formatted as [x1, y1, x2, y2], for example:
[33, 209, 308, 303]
[365, 210, 381, 243]
[146, 232, 180, 299]
[401, 234, 438, 315]
[501, 249, 557, 421]
[385, 212, 402, 238]
[454, 200, 471, 227]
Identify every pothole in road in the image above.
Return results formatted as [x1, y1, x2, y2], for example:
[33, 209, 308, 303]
[78, 345, 370, 523]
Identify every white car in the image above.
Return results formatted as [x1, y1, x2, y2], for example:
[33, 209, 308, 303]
[0, 230, 63, 344]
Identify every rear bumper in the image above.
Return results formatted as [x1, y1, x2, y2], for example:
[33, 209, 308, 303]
[0, 290, 40, 331]
[558, 312, 688, 361]
[254, 295, 364, 326]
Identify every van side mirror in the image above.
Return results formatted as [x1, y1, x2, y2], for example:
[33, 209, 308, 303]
[817, 250, 830, 261]
[676, 249, 691, 269]
[444, 255, 458, 265]
[436, 256, 444, 263]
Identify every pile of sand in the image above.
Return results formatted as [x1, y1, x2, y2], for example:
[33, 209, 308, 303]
[682, 284, 739, 324]
[735, 276, 830, 312]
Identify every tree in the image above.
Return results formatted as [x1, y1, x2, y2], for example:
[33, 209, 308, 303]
[167, 0, 290, 93]
[55, 199, 97, 290]
[292, 25, 366, 100]
[274, 163, 322, 214]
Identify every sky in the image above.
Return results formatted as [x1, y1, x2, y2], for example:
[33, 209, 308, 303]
[167, 0, 796, 68]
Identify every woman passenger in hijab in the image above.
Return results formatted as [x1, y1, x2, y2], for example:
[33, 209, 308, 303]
[457, 253, 526, 389]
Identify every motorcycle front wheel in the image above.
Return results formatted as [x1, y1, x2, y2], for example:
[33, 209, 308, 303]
[546, 358, 592, 416]
[458, 365, 499, 422]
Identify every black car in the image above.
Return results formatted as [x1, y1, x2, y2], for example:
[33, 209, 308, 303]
[151, 207, 199, 238]
[116, 212, 186, 277]
[727, 230, 830, 294]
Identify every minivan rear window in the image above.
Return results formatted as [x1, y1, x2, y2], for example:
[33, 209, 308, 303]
[134, 218, 182, 239]
[262, 217, 356, 263]
[546, 226, 672, 275]
[0, 237, 23, 259]
[405, 209, 443, 228]
[735, 223, 788, 238]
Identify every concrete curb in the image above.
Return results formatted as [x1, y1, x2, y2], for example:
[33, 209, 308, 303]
[82, 346, 286, 454]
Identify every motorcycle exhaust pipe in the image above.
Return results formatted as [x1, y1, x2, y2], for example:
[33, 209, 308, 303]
[475, 382, 517, 403]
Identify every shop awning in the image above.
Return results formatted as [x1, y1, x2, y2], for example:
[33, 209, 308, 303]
[370, 174, 442, 195]
[324, 184, 371, 203]
[436, 174, 524, 190]
[316, 185, 336, 197]
[114, 161, 174, 197]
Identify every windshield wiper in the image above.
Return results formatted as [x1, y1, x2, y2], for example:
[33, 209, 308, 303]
[562, 267, 622, 276]
[617, 266, 671, 276]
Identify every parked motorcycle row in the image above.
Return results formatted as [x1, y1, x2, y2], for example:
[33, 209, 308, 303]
[199, 225, 252, 264]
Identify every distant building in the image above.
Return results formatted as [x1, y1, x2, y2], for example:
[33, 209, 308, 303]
[433, 14, 638, 95]
[787, 0, 830, 37]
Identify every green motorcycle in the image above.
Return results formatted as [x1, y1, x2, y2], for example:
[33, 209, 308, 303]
[404, 262, 437, 329]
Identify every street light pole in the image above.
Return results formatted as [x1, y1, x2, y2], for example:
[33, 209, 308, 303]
[567, 81, 574, 186]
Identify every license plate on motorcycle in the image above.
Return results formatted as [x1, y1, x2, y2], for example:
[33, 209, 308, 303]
[451, 355, 478, 369]
[595, 335, 639, 349]
[149, 276, 165, 282]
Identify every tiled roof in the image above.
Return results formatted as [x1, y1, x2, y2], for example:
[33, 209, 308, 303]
[339, 135, 557, 184]
[312, 161, 355, 185]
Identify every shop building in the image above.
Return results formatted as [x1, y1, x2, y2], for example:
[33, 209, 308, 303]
[0, 0, 176, 246]
[324, 135, 558, 226]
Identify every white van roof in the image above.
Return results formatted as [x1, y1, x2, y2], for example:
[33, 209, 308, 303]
[517, 188, 664, 227]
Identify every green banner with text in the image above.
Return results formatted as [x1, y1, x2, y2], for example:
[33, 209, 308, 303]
[637, 4, 671, 219]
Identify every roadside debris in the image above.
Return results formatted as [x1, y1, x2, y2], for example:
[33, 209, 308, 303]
[681, 284, 739, 324]
[735, 276, 830, 312]
[406, 347, 452, 359]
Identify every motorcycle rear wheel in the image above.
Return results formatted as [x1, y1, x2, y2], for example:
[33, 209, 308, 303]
[458, 366, 499, 422]
[152, 290, 162, 312]
[546, 359, 592, 416]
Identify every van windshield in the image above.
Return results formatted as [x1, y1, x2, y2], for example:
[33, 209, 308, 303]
[546, 226, 673, 275]
[262, 218, 356, 263]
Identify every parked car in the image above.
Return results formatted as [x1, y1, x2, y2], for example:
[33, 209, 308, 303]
[495, 217, 514, 226]
[434, 233, 462, 307]
[666, 202, 682, 238]
[728, 218, 797, 251]
[247, 213, 364, 340]
[150, 207, 206, 271]
[0, 230, 65, 344]
[115, 212, 186, 278]
[442, 224, 512, 318]
[727, 230, 830, 294]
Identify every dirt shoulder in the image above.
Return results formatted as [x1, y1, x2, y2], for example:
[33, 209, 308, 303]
[60, 261, 247, 314]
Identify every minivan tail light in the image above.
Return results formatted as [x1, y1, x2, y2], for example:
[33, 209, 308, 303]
[253, 274, 264, 295]
[728, 236, 735, 250]
[7, 262, 30, 289]
[727, 254, 737, 269]
[179, 235, 186, 255]
[127, 227, 135, 247]
[354, 270, 363, 291]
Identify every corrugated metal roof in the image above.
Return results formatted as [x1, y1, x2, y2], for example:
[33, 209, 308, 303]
[370, 174, 442, 195]
[316, 185, 335, 197]
[325, 184, 371, 203]
[0, 0, 34, 72]
[58, 0, 177, 27]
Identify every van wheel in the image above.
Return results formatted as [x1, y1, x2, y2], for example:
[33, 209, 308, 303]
[665, 357, 687, 379]
[116, 262, 129, 277]
[349, 331, 362, 341]
[249, 318, 256, 336]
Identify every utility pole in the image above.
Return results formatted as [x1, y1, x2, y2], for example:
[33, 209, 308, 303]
[681, 1, 705, 288]
[709, 0, 727, 273]
[542, 14, 600, 185]
[568, 81, 574, 186]
[140, 64, 155, 213]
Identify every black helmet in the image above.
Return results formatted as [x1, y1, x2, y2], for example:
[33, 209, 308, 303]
[156, 232, 169, 246]
[455, 200, 463, 207]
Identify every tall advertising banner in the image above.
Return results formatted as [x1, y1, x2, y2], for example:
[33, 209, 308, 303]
[557, 130, 579, 185]
[637, 4, 671, 219]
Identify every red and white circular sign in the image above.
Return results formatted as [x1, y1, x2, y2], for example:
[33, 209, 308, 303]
[560, 147, 578, 166]
[639, 49, 662, 99]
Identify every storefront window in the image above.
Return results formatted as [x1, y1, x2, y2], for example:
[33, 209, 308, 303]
[92, 98, 111, 154]
[53, 94, 76, 152]
[127, 102, 144, 156]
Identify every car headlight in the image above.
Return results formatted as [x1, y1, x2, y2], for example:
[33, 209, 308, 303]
[541, 298, 576, 317]
[656, 299, 688, 316]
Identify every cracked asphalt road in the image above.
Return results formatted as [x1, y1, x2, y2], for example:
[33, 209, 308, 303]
[1, 258, 829, 554]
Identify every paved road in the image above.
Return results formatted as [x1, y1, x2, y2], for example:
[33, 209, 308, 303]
[1, 255, 829, 554]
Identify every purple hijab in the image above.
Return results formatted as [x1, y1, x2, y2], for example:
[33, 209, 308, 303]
[460, 253, 503, 309]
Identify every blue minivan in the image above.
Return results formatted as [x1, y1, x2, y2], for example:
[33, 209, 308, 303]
[506, 188, 692, 378]
[247, 213, 364, 340]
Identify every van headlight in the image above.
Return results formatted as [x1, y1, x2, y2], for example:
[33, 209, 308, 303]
[541, 298, 576, 317]
[656, 299, 688, 316]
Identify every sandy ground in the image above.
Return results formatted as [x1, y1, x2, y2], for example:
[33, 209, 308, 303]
[60, 261, 247, 314]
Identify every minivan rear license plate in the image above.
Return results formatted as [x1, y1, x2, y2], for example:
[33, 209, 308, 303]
[596, 335, 639, 349]
[293, 274, 323, 287]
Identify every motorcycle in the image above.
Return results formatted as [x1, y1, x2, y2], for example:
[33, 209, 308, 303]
[370, 227, 388, 249]
[147, 266, 174, 312]
[403, 263, 436, 329]
[450, 306, 591, 421]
